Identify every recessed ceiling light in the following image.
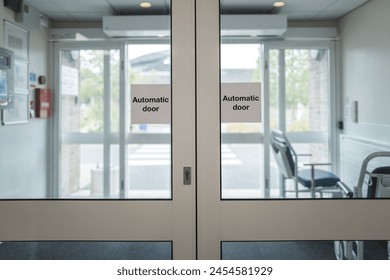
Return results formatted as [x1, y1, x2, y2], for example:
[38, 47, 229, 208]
[140, 2, 152, 8]
[273, 1, 285, 8]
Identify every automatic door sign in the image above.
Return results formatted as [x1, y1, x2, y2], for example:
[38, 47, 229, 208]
[221, 82, 261, 123]
[131, 84, 171, 124]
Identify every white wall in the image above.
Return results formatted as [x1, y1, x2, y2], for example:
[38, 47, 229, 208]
[338, 0, 390, 187]
[0, 6, 49, 198]
[339, 0, 390, 143]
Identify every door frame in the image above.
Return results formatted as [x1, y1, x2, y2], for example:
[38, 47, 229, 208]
[52, 41, 124, 198]
[263, 40, 338, 197]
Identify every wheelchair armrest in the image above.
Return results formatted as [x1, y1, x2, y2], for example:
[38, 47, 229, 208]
[336, 181, 354, 198]
[303, 163, 331, 167]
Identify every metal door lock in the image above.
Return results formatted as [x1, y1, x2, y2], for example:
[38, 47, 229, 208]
[183, 167, 191, 185]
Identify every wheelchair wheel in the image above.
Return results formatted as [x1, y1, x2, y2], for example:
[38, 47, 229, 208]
[388, 241, 390, 260]
[334, 241, 346, 260]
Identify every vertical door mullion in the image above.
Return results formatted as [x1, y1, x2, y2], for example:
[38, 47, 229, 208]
[196, 0, 221, 259]
[119, 44, 129, 199]
[52, 42, 61, 198]
[262, 45, 270, 198]
[278, 49, 287, 197]
[103, 50, 111, 198]
[278, 49, 286, 132]
[328, 42, 338, 174]
[171, 0, 197, 259]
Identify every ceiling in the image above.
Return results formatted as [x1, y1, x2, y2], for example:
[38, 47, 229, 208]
[26, 0, 369, 22]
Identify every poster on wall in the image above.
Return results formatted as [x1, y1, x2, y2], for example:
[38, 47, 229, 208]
[3, 21, 29, 60]
[61, 65, 79, 96]
[14, 59, 29, 93]
[1, 93, 29, 125]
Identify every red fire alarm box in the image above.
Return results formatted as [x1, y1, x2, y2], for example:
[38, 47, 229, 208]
[35, 88, 51, 118]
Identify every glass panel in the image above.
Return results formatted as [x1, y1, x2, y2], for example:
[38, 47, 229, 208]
[220, 43, 263, 199]
[59, 24, 171, 200]
[127, 144, 171, 199]
[129, 44, 171, 134]
[61, 144, 102, 197]
[269, 49, 280, 131]
[268, 48, 332, 199]
[278, 143, 331, 199]
[60, 49, 120, 198]
[110, 50, 120, 133]
[61, 50, 104, 134]
[285, 49, 329, 133]
[268, 50, 281, 198]
[222, 144, 263, 199]
[127, 42, 171, 198]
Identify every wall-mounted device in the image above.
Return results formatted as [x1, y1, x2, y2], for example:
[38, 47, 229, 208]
[0, 47, 14, 110]
[35, 88, 51, 118]
[4, 0, 22, 13]
[352, 100, 358, 123]
[16, 0, 41, 29]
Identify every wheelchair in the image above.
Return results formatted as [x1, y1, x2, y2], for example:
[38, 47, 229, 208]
[334, 151, 390, 260]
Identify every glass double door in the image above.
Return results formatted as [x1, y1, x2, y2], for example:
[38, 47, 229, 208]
[2, 0, 390, 260]
[56, 41, 335, 201]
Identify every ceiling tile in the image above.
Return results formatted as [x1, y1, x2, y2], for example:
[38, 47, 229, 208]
[279, 11, 316, 21]
[71, 12, 109, 21]
[312, 12, 344, 21]
[42, 12, 75, 22]
[106, 0, 168, 11]
[314, 0, 369, 20]
[27, 0, 60, 12]
[326, 0, 369, 11]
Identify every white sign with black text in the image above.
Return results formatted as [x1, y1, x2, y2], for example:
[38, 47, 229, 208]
[131, 83, 260, 124]
[131, 84, 171, 124]
[221, 82, 261, 123]
[61, 65, 79, 96]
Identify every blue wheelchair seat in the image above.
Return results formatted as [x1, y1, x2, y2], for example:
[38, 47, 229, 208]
[298, 169, 340, 189]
